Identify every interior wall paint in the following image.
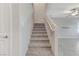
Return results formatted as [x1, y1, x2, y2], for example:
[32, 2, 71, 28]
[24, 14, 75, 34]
[34, 3, 46, 23]
[0, 3, 11, 55]
[11, 3, 20, 56]
[19, 3, 33, 56]
[47, 16, 79, 38]
[11, 3, 33, 56]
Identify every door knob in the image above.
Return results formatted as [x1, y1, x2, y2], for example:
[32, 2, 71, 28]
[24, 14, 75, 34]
[0, 35, 8, 38]
[3, 35, 8, 38]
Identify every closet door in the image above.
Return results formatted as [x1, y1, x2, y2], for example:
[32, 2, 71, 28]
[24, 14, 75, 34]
[0, 4, 11, 56]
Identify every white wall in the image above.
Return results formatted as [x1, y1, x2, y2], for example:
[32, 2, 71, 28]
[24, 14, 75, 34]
[19, 4, 33, 56]
[11, 3, 33, 56]
[0, 3, 11, 56]
[47, 16, 79, 38]
[11, 4, 20, 56]
[34, 4, 46, 23]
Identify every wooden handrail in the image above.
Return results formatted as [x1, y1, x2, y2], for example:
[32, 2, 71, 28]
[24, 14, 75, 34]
[45, 4, 56, 31]
[46, 17, 56, 31]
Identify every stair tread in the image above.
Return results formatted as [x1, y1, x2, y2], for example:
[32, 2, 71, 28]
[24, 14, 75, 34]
[33, 30, 46, 32]
[34, 25, 45, 27]
[31, 37, 49, 40]
[33, 27, 46, 29]
[32, 31, 47, 33]
[33, 26, 45, 28]
[29, 40, 50, 48]
[34, 24, 45, 25]
[26, 47, 53, 56]
[32, 33, 47, 34]
[32, 32, 47, 34]
[32, 30, 46, 31]
[33, 29, 46, 31]
[34, 23, 45, 26]
[31, 36, 48, 37]
[32, 34, 47, 36]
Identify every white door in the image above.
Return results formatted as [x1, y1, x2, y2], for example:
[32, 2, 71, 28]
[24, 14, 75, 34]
[0, 4, 11, 56]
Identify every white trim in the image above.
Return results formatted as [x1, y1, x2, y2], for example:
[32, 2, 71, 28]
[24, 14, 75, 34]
[9, 4, 13, 56]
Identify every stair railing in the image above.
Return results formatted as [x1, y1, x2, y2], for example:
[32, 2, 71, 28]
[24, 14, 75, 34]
[44, 16, 58, 56]
[45, 17, 56, 32]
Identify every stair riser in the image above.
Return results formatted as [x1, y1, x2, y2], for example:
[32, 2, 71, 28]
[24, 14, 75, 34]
[33, 26, 45, 27]
[33, 27, 46, 29]
[33, 28, 46, 30]
[29, 46, 51, 48]
[31, 36, 48, 37]
[33, 31, 46, 33]
[32, 34, 47, 36]
[29, 43, 50, 48]
[33, 25, 45, 26]
[33, 29, 46, 30]
[31, 38, 49, 40]
[33, 27, 46, 28]
[33, 29, 46, 31]
[34, 24, 45, 25]
[34, 25, 45, 26]
[29, 41, 50, 47]
[32, 32, 47, 34]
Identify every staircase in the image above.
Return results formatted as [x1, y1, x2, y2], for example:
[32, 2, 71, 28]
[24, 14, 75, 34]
[26, 23, 53, 56]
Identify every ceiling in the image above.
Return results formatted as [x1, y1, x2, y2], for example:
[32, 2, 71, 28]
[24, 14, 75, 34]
[47, 3, 79, 18]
